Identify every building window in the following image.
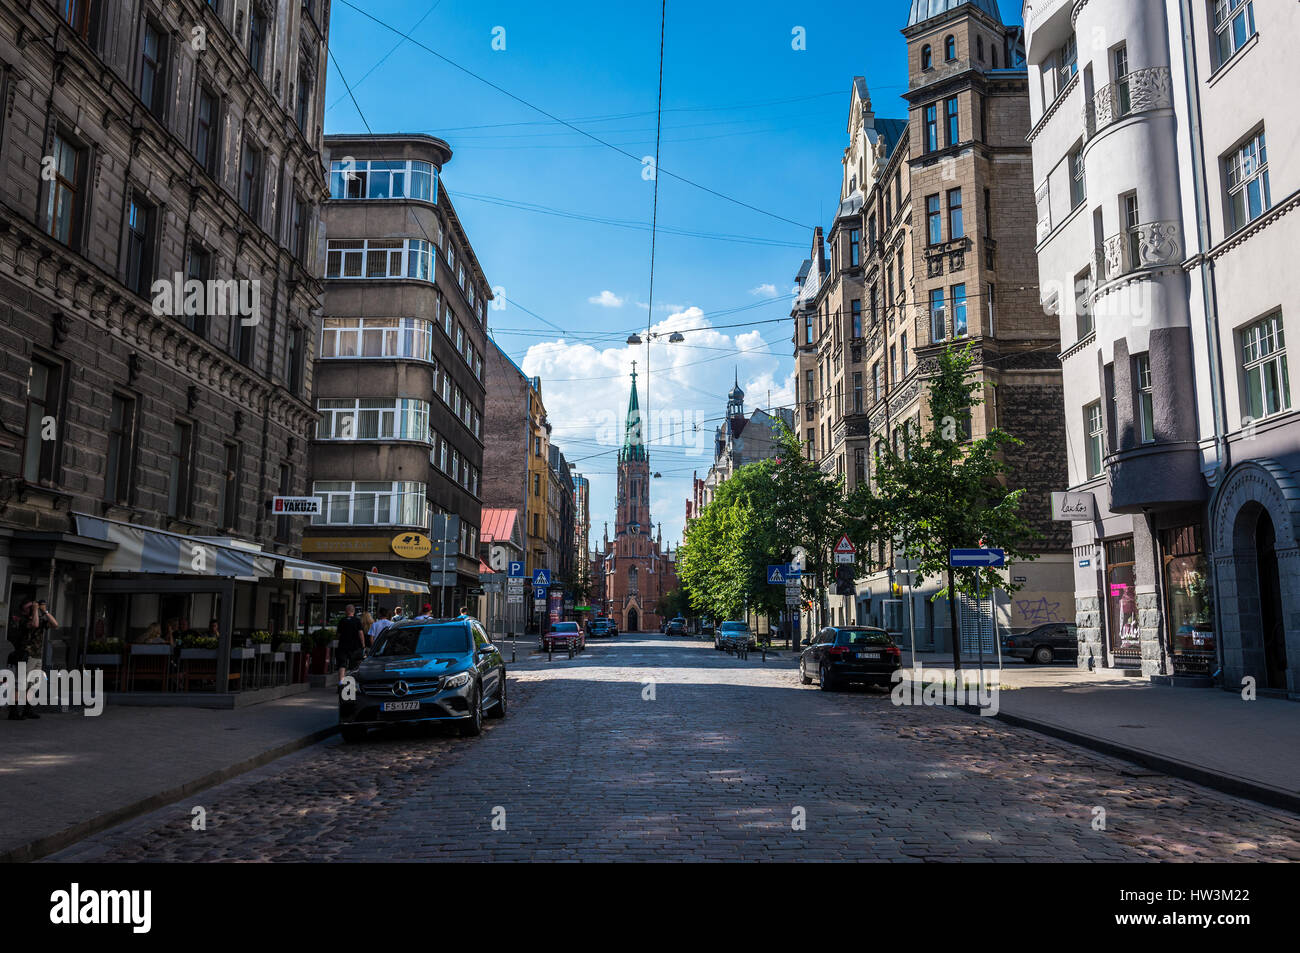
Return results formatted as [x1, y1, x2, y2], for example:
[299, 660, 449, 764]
[291, 193, 308, 263]
[924, 104, 938, 152]
[239, 139, 263, 219]
[194, 86, 219, 174]
[849, 228, 860, 267]
[890, 344, 897, 381]
[921, 44, 932, 70]
[870, 286, 879, 325]
[1239, 312, 1290, 423]
[328, 159, 436, 202]
[872, 362, 881, 402]
[1075, 267, 1093, 338]
[952, 284, 968, 337]
[23, 357, 64, 483]
[948, 188, 963, 240]
[167, 421, 193, 519]
[1214, 0, 1255, 66]
[140, 21, 167, 119]
[45, 134, 83, 247]
[124, 193, 156, 297]
[286, 324, 304, 395]
[944, 35, 956, 61]
[310, 481, 427, 527]
[60, 0, 91, 37]
[1114, 44, 1132, 116]
[248, 4, 267, 76]
[930, 288, 946, 342]
[1123, 191, 1142, 266]
[230, 312, 254, 366]
[1134, 354, 1155, 443]
[1069, 144, 1087, 210]
[854, 448, 866, 485]
[320, 317, 435, 361]
[324, 238, 434, 280]
[182, 244, 211, 338]
[852, 372, 863, 413]
[104, 394, 137, 504]
[927, 194, 942, 245]
[1057, 33, 1078, 91]
[945, 96, 959, 146]
[1085, 401, 1104, 478]
[977, 35, 985, 62]
[295, 62, 312, 132]
[217, 442, 241, 530]
[1162, 525, 1215, 673]
[316, 398, 431, 442]
[804, 315, 813, 345]
[900, 332, 909, 376]
[1225, 130, 1270, 232]
[851, 299, 862, 338]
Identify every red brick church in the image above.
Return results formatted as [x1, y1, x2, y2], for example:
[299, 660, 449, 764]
[597, 367, 677, 632]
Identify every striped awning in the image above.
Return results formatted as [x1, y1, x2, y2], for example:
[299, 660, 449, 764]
[74, 514, 275, 580]
[365, 571, 430, 595]
[279, 556, 344, 585]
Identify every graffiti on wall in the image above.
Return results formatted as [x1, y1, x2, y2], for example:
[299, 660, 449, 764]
[1011, 594, 1072, 628]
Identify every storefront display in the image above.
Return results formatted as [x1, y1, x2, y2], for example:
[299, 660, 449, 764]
[1161, 524, 1215, 675]
[1105, 536, 1140, 660]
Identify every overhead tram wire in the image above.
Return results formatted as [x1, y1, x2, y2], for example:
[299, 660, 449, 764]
[333, 0, 813, 231]
[325, 0, 446, 111]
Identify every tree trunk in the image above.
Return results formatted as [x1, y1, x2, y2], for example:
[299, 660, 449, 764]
[947, 564, 962, 671]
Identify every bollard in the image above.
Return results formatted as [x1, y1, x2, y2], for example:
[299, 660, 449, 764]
[761, 641, 767, 662]
[567, 637, 575, 660]
[548, 639, 554, 661]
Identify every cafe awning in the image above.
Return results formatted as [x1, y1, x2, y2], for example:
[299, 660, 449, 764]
[74, 514, 275, 580]
[279, 556, 344, 585]
[365, 571, 430, 595]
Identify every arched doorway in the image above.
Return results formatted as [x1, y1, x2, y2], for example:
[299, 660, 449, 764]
[627, 607, 639, 632]
[1256, 510, 1289, 691]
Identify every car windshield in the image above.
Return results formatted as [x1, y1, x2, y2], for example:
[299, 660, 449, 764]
[554, 622, 579, 632]
[721, 622, 749, 632]
[371, 623, 471, 657]
[835, 630, 892, 646]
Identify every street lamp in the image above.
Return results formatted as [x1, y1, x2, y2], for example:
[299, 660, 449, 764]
[626, 333, 643, 345]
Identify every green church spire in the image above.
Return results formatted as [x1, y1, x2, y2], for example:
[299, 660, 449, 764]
[622, 363, 646, 461]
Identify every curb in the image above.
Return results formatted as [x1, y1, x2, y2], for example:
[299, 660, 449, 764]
[965, 706, 1300, 816]
[1, 722, 340, 863]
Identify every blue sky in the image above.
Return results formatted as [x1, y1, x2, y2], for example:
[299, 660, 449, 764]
[323, 0, 1023, 550]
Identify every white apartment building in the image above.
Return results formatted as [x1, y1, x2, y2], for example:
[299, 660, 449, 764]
[1025, 0, 1298, 694]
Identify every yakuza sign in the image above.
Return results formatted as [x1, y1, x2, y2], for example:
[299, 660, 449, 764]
[272, 496, 322, 515]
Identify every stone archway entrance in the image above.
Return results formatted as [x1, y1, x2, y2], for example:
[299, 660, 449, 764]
[1213, 460, 1300, 694]
[627, 607, 639, 633]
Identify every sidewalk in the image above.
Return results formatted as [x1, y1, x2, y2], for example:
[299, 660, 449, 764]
[0, 689, 338, 862]
[898, 652, 1300, 813]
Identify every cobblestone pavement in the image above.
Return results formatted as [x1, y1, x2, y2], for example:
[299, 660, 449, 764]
[47, 634, 1300, 862]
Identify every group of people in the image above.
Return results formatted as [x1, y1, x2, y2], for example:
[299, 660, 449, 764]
[135, 619, 222, 646]
[5, 598, 58, 721]
[334, 603, 473, 684]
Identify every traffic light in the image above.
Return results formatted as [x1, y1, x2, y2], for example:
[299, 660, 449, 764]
[835, 563, 855, 596]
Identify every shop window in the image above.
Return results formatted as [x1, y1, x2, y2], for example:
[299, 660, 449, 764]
[1161, 525, 1214, 675]
[1105, 536, 1139, 659]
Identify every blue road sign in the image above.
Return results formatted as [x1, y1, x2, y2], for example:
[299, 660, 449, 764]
[532, 568, 551, 587]
[768, 565, 788, 584]
[534, 586, 548, 600]
[949, 548, 1006, 568]
[508, 561, 525, 578]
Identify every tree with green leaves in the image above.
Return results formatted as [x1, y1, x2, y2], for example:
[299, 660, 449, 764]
[869, 344, 1042, 671]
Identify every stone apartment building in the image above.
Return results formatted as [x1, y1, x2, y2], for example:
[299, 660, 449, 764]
[572, 470, 591, 601]
[482, 339, 550, 586]
[0, 0, 329, 679]
[1025, 0, 1299, 694]
[793, 0, 1072, 651]
[304, 132, 489, 616]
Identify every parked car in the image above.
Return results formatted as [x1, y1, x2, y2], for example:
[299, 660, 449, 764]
[587, 618, 617, 638]
[541, 621, 586, 653]
[715, 620, 755, 651]
[338, 617, 506, 742]
[699, 619, 714, 637]
[665, 618, 686, 636]
[800, 626, 901, 690]
[1002, 623, 1079, 664]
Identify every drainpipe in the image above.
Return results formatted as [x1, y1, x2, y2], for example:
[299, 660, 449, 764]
[1177, 0, 1230, 681]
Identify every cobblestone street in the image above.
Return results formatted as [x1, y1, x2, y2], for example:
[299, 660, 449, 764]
[48, 634, 1300, 862]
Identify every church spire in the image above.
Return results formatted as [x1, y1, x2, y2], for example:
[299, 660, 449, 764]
[622, 363, 646, 461]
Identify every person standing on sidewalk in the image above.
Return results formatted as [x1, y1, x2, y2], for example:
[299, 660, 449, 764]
[335, 605, 367, 687]
[368, 607, 393, 643]
[6, 600, 55, 720]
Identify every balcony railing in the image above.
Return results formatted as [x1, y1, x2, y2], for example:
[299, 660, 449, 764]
[1083, 67, 1173, 141]
[1090, 220, 1182, 285]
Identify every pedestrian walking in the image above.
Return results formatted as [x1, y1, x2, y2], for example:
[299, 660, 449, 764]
[335, 605, 367, 686]
[368, 607, 393, 642]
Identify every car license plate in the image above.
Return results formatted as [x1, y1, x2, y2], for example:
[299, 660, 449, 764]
[382, 700, 419, 712]
[857, 651, 881, 659]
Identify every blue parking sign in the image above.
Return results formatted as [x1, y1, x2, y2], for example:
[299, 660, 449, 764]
[508, 561, 525, 578]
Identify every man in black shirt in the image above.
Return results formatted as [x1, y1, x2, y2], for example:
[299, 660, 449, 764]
[336, 604, 367, 686]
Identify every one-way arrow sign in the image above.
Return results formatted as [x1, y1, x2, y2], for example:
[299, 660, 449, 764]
[949, 548, 1006, 568]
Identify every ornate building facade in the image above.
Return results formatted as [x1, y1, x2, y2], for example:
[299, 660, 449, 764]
[599, 369, 676, 632]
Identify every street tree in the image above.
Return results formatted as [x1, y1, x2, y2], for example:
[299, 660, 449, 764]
[869, 344, 1041, 671]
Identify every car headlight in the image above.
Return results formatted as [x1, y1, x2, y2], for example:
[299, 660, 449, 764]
[443, 671, 471, 689]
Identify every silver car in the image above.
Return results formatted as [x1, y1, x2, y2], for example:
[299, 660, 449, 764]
[339, 617, 506, 742]
[715, 620, 755, 651]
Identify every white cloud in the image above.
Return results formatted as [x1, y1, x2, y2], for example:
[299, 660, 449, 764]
[518, 306, 793, 551]
[749, 283, 779, 298]
[588, 290, 624, 308]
